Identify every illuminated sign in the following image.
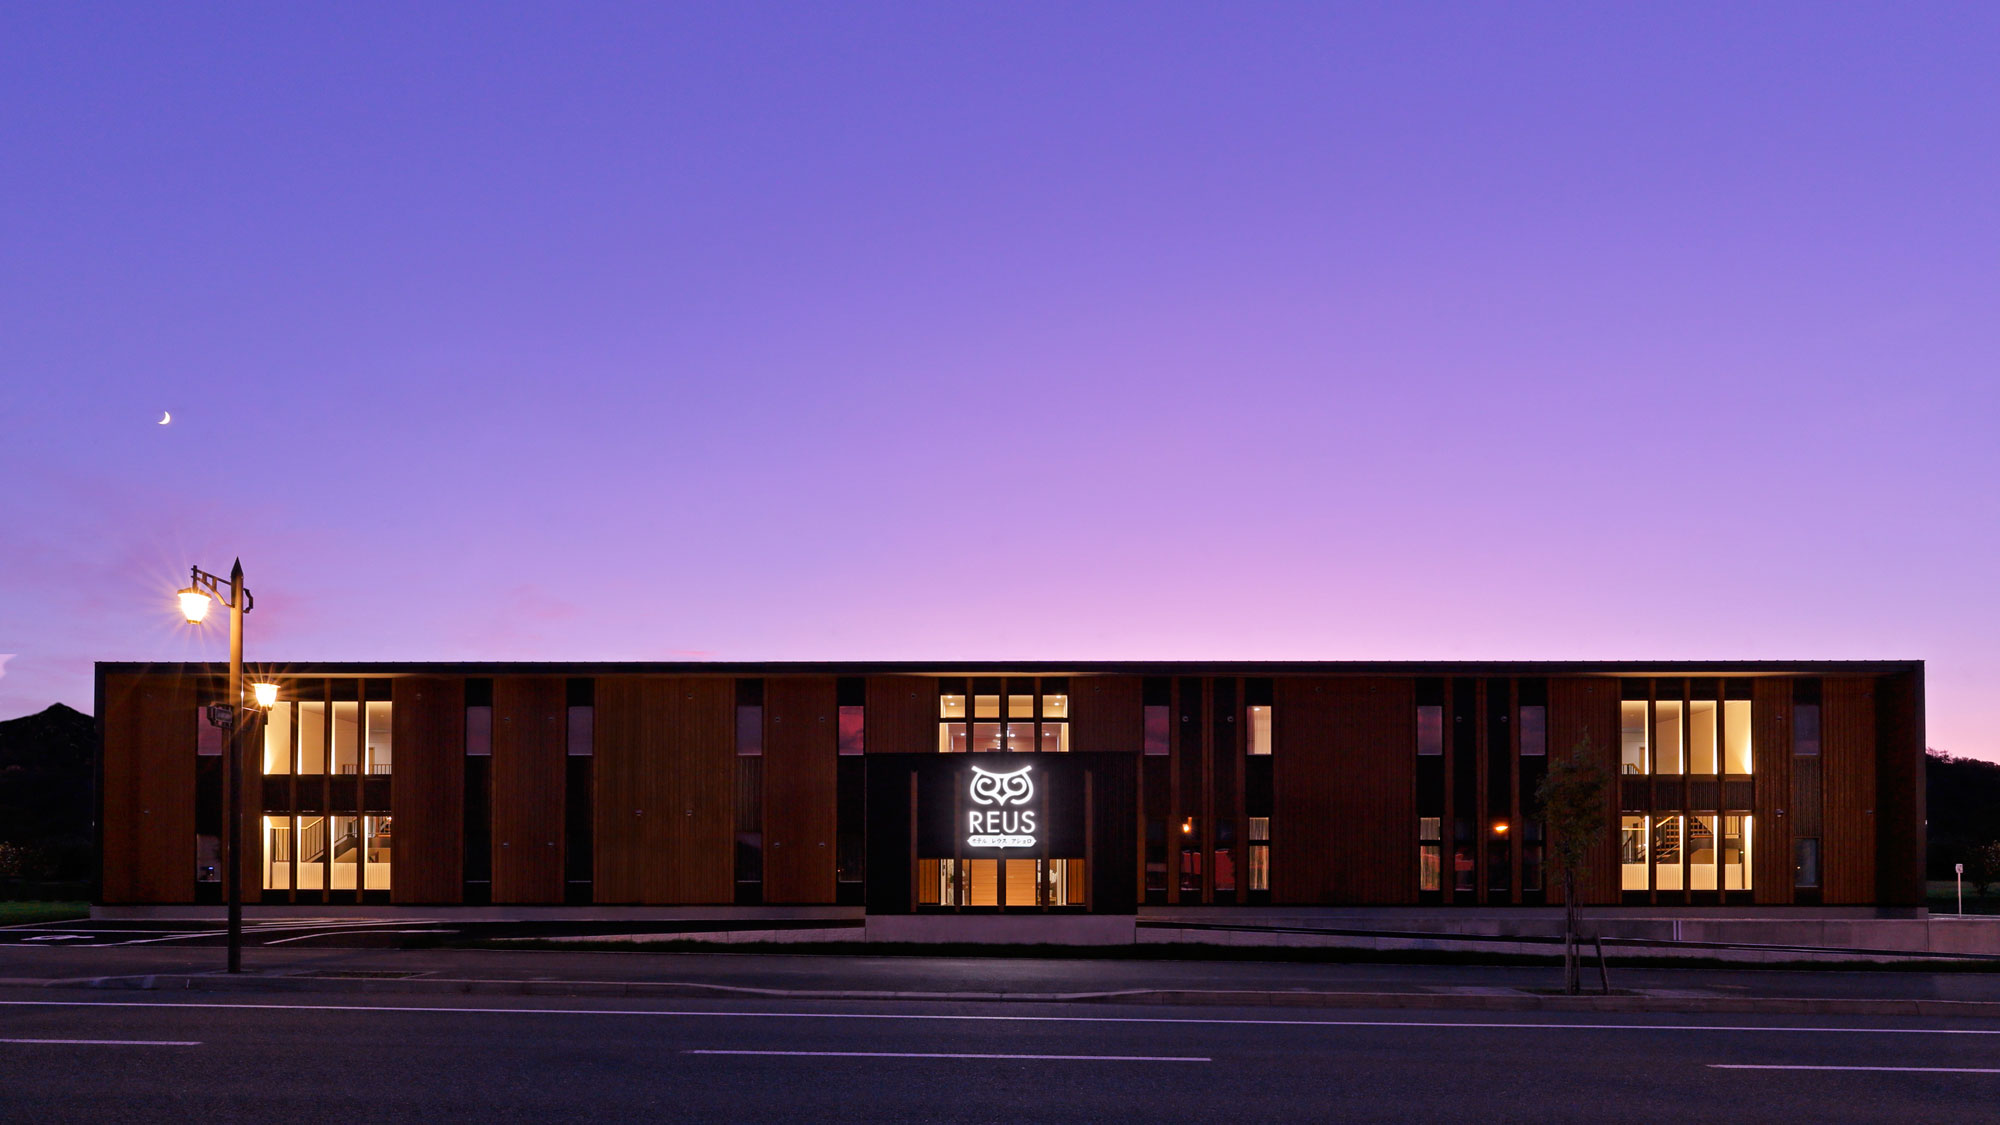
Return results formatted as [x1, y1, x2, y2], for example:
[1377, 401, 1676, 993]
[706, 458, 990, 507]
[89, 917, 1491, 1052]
[966, 764, 1036, 849]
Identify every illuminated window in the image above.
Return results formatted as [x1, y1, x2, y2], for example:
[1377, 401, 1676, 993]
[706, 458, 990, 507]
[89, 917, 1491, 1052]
[1690, 701, 1718, 775]
[1723, 701, 1752, 774]
[296, 816, 326, 890]
[1214, 820, 1236, 894]
[262, 816, 292, 890]
[1248, 817, 1270, 893]
[1247, 705, 1272, 756]
[941, 681, 1067, 753]
[1689, 812, 1718, 891]
[262, 702, 292, 774]
[1621, 815, 1649, 890]
[1722, 814, 1752, 891]
[1653, 814, 1684, 891]
[1179, 817, 1202, 895]
[365, 815, 392, 890]
[363, 701, 392, 774]
[332, 703, 360, 775]
[1038, 722, 1069, 753]
[300, 702, 328, 772]
[1653, 702, 1683, 776]
[1420, 817, 1441, 892]
[1619, 702, 1648, 774]
[330, 815, 360, 889]
[838, 706, 864, 756]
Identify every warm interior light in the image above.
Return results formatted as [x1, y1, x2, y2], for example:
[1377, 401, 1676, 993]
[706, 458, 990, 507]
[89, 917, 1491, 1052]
[177, 588, 211, 624]
[252, 682, 279, 709]
[1492, 821, 1510, 836]
[1181, 819, 1193, 835]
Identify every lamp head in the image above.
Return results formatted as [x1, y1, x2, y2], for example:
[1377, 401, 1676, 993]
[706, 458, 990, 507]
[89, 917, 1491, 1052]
[177, 588, 212, 624]
[251, 682, 279, 709]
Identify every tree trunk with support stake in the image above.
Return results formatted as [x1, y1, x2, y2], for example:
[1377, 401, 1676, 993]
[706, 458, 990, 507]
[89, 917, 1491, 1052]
[1535, 730, 1608, 998]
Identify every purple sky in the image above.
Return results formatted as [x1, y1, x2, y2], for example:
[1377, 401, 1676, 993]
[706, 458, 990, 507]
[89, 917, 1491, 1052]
[3, 6, 1996, 759]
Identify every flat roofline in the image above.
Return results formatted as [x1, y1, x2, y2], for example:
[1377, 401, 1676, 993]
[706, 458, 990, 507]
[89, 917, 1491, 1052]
[94, 658, 1926, 677]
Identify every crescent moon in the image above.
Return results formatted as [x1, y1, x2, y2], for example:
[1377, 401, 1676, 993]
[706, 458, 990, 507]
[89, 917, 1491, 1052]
[159, 411, 171, 425]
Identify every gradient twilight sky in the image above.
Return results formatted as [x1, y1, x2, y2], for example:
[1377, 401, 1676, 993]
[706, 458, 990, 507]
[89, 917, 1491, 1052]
[2, 6, 1996, 756]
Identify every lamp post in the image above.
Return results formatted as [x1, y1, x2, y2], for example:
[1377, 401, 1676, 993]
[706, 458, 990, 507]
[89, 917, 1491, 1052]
[178, 559, 275, 974]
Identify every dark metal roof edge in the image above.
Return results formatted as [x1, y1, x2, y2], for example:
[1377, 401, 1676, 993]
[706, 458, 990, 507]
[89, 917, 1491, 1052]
[92, 658, 1927, 676]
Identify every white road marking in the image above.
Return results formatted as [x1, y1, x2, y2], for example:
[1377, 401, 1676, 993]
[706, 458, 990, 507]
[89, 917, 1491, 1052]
[1712, 1056, 2000, 1064]
[687, 1049, 1208, 1061]
[0, 1038, 200, 1046]
[2, 999, 1999, 1036]
[262, 929, 456, 945]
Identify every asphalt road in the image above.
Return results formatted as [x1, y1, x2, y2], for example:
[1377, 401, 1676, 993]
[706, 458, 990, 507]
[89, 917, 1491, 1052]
[3, 989, 1999, 1122]
[12, 938, 2000, 1007]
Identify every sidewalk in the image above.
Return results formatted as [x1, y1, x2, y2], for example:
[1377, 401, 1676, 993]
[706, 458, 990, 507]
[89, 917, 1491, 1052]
[9, 942, 2000, 1018]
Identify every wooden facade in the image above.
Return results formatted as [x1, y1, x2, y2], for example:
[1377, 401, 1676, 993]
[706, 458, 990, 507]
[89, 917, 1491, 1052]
[100, 672, 197, 903]
[491, 676, 566, 903]
[390, 677, 463, 904]
[592, 676, 734, 904]
[762, 676, 837, 903]
[96, 661, 1928, 911]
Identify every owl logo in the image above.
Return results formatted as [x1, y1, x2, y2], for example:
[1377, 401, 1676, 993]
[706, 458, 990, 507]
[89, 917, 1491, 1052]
[968, 764, 1034, 807]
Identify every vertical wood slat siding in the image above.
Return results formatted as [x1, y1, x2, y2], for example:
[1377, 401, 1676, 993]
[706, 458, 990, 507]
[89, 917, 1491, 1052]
[1823, 676, 1877, 904]
[491, 677, 566, 903]
[593, 677, 734, 903]
[1071, 676, 1143, 754]
[763, 677, 838, 903]
[101, 673, 197, 903]
[1751, 678, 1794, 904]
[1272, 677, 1338, 902]
[1873, 669, 1925, 906]
[1547, 678, 1619, 905]
[391, 677, 464, 903]
[1328, 678, 1417, 904]
[865, 676, 933, 754]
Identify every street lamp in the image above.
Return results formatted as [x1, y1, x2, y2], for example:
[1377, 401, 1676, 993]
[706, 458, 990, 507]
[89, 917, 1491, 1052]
[177, 559, 259, 974]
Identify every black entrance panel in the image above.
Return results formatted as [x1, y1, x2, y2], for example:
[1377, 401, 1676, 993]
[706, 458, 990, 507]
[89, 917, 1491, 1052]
[865, 761, 916, 915]
[863, 754, 1140, 914]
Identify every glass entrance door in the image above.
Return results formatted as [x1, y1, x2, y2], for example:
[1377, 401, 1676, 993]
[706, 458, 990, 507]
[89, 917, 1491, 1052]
[918, 858, 1087, 908]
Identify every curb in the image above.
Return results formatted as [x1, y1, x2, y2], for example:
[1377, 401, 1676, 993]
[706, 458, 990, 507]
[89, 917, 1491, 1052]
[42, 972, 2000, 1018]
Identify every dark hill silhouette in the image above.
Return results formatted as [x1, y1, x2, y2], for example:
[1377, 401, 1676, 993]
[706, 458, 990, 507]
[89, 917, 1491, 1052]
[0, 702, 95, 882]
[1928, 750, 2000, 880]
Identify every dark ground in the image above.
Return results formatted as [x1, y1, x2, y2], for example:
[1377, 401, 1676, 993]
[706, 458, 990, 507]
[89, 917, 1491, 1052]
[4, 988, 1999, 1123]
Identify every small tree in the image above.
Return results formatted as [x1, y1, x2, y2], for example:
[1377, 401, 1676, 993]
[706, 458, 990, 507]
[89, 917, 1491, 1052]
[1967, 841, 2000, 899]
[1535, 729, 1611, 995]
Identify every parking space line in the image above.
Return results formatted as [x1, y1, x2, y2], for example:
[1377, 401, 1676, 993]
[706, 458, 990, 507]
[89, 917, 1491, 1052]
[686, 1049, 1208, 1061]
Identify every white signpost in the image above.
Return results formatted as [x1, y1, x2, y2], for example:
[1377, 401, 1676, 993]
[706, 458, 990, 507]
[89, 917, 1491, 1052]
[966, 764, 1037, 849]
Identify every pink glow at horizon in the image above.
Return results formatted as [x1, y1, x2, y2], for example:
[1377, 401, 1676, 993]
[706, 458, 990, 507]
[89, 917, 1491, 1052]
[2, 7, 1996, 759]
